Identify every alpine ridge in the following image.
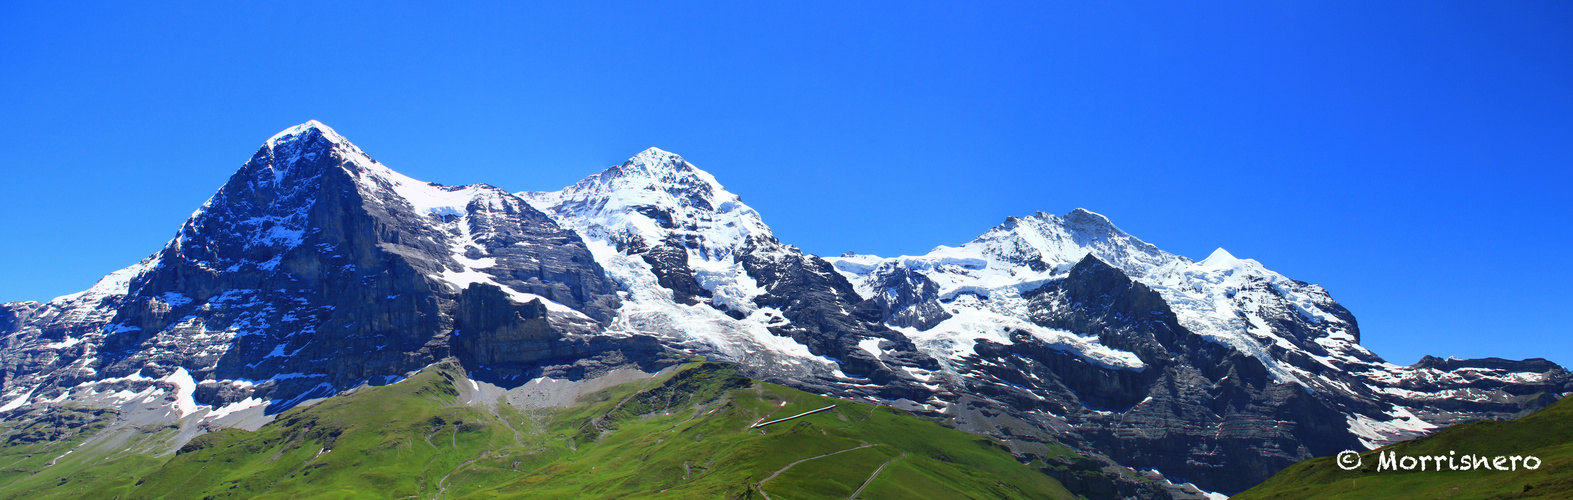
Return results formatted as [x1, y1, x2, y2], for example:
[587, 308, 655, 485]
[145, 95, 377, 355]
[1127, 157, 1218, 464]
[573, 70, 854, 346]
[2, 122, 1566, 497]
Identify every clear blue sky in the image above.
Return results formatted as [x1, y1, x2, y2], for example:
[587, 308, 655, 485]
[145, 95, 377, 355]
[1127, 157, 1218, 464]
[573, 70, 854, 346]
[2, 2, 1568, 367]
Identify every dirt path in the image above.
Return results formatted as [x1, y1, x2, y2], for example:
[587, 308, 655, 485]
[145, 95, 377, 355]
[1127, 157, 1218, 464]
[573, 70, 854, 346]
[756, 443, 874, 500]
[434, 450, 491, 499]
[849, 452, 905, 499]
[492, 410, 525, 447]
[750, 405, 837, 429]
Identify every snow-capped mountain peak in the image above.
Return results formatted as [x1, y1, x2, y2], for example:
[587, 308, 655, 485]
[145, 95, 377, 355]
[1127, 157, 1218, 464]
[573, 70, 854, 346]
[257, 120, 367, 184]
[523, 149, 940, 392]
[1060, 207, 1117, 232]
[265, 119, 343, 147]
[829, 209, 1185, 308]
[522, 148, 776, 315]
[1197, 247, 1240, 268]
[619, 147, 710, 180]
[969, 209, 1182, 281]
[524, 148, 772, 261]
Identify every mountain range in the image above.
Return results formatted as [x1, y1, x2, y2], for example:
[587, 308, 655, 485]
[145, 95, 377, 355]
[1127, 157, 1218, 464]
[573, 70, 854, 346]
[2, 121, 1566, 497]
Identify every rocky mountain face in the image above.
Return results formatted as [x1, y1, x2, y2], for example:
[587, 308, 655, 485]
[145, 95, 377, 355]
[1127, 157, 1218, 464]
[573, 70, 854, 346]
[826, 210, 1571, 494]
[0, 122, 658, 434]
[2, 122, 1568, 497]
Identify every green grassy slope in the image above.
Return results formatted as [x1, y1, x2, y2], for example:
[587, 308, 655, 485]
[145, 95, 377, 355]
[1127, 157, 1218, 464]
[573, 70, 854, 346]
[1236, 394, 1573, 499]
[0, 407, 168, 498]
[1, 361, 1077, 499]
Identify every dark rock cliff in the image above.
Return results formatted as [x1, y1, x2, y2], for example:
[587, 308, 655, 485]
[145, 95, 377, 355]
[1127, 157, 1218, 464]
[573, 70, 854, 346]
[1, 123, 635, 415]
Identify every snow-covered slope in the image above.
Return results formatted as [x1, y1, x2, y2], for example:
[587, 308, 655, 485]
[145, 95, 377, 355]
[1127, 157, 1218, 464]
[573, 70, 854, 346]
[523, 148, 772, 314]
[827, 209, 1370, 387]
[826, 209, 1569, 493]
[523, 149, 840, 380]
[829, 210, 1176, 374]
[523, 148, 938, 400]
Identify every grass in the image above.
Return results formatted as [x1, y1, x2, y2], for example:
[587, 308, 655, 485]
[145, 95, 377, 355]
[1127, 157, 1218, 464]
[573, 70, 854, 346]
[0, 361, 1079, 499]
[0, 407, 171, 499]
[1236, 394, 1573, 499]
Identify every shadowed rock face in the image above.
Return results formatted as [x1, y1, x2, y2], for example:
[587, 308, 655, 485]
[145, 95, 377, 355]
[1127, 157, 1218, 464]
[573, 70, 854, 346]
[96, 135, 454, 403]
[640, 242, 711, 306]
[1009, 255, 1364, 493]
[453, 284, 555, 366]
[736, 239, 940, 400]
[863, 263, 952, 330]
[449, 283, 667, 384]
[943, 255, 1350, 493]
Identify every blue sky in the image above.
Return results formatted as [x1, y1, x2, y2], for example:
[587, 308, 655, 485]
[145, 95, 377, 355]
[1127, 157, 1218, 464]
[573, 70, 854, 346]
[1, 1, 1568, 367]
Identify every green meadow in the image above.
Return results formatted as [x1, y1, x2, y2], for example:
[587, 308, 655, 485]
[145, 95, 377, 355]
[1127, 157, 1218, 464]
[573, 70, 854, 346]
[0, 361, 1076, 499]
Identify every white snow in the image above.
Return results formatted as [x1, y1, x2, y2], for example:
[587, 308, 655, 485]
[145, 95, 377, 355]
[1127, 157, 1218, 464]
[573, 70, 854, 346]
[0, 388, 36, 412]
[522, 147, 777, 315]
[893, 295, 1146, 372]
[267, 120, 344, 147]
[43, 336, 85, 350]
[900, 366, 935, 382]
[858, 338, 885, 360]
[205, 397, 265, 420]
[577, 237, 836, 372]
[1347, 404, 1438, 449]
[262, 120, 357, 184]
[91, 369, 156, 385]
[44, 257, 159, 327]
[433, 263, 584, 315]
[167, 367, 199, 418]
[160, 292, 193, 307]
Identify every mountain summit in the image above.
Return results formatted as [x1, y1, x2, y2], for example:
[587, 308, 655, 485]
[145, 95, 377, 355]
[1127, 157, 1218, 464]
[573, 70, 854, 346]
[1, 121, 640, 428]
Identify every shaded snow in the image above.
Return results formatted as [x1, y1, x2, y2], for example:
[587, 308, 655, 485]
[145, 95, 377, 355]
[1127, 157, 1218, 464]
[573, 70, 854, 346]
[892, 295, 1146, 372]
[0, 388, 35, 412]
[1347, 404, 1438, 449]
[205, 397, 265, 420]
